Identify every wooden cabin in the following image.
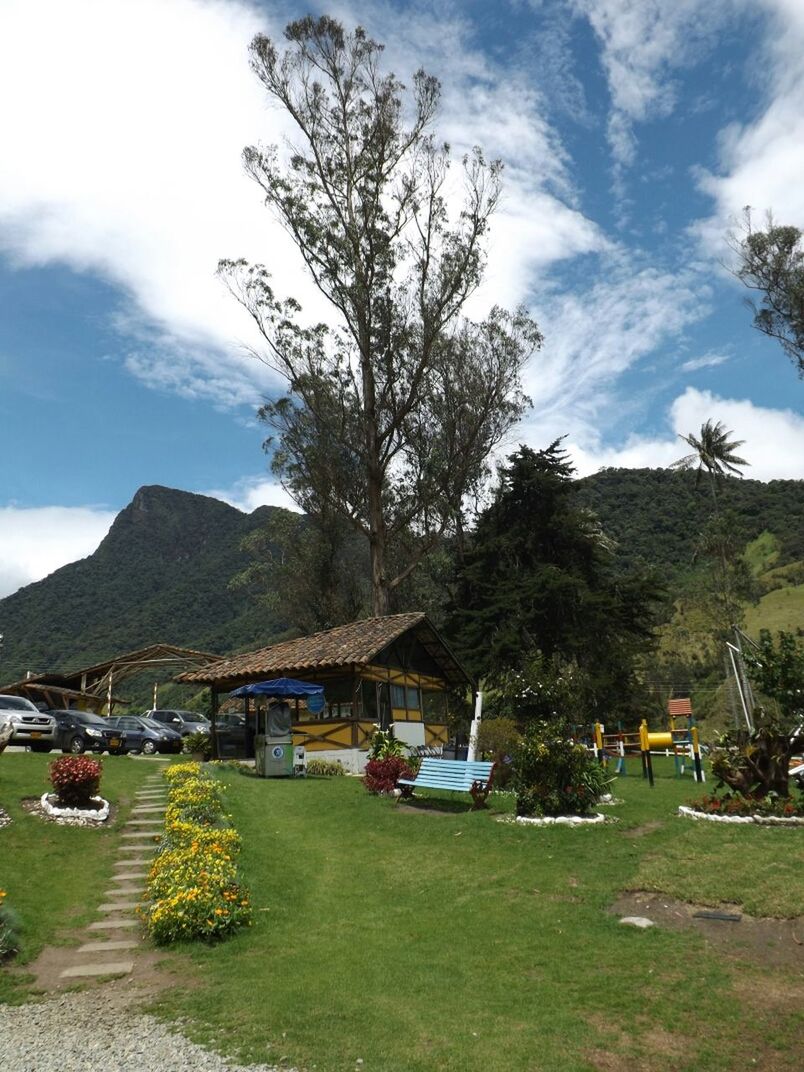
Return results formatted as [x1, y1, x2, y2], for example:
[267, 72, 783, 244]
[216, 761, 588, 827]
[177, 613, 473, 771]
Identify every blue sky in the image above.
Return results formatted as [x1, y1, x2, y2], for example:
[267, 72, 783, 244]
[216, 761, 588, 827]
[1, 0, 803, 596]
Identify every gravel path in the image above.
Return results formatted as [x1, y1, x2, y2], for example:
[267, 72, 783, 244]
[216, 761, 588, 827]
[0, 988, 293, 1072]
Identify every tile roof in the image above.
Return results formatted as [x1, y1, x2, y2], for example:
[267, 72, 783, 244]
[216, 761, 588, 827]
[177, 613, 471, 688]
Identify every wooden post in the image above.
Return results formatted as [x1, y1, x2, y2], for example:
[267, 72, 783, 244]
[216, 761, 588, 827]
[106, 672, 113, 716]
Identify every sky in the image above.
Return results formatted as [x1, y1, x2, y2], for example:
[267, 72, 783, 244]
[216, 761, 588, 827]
[1, 0, 804, 598]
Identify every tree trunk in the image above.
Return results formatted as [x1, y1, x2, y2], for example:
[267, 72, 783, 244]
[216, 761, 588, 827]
[361, 353, 389, 617]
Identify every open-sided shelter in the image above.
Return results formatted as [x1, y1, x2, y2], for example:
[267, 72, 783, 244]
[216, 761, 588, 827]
[177, 613, 473, 771]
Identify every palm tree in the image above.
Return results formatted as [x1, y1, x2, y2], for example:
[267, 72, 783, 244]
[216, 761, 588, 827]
[672, 419, 749, 503]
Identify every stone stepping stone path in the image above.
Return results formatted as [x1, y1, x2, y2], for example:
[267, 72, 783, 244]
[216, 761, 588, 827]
[57, 774, 168, 983]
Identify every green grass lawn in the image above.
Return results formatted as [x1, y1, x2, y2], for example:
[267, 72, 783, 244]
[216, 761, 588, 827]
[151, 764, 804, 1072]
[0, 752, 156, 1002]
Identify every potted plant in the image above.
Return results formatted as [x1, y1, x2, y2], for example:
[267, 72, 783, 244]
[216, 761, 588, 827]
[183, 730, 212, 762]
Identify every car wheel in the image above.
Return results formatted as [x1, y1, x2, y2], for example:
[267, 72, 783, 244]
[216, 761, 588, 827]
[69, 736, 85, 754]
[142, 740, 157, 755]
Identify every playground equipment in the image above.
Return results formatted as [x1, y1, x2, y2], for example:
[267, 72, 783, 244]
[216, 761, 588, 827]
[593, 699, 704, 786]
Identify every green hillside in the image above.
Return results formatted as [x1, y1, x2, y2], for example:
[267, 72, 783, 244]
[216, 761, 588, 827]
[0, 485, 289, 684]
[575, 467, 804, 580]
[0, 472, 800, 716]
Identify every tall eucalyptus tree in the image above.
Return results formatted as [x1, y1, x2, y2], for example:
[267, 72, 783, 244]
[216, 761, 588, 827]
[219, 16, 540, 615]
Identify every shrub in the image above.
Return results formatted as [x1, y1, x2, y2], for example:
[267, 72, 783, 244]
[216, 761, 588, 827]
[0, 891, 21, 960]
[478, 716, 522, 788]
[363, 755, 414, 794]
[368, 727, 407, 760]
[306, 758, 346, 776]
[49, 755, 103, 807]
[183, 731, 212, 757]
[514, 721, 609, 818]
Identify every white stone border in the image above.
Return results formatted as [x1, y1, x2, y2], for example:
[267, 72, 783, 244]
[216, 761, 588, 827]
[499, 812, 609, 827]
[678, 804, 804, 826]
[39, 792, 110, 822]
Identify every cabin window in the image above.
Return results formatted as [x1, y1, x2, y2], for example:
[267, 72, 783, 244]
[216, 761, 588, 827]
[391, 684, 421, 713]
[422, 691, 447, 721]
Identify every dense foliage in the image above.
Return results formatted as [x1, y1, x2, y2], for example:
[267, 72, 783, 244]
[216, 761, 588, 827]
[0, 473, 800, 721]
[513, 721, 610, 817]
[0, 486, 291, 693]
[709, 630, 804, 799]
[574, 468, 804, 580]
[49, 755, 102, 807]
[363, 756, 414, 794]
[449, 443, 664, 720]
[305, 758, 346, 777]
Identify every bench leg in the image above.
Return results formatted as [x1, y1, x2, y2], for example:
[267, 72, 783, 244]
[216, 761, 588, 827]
[399, 785, 414, 800]
[470, 780, 490, 810]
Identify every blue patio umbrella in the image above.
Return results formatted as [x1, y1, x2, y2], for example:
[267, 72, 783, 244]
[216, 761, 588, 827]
[229, 677, 325, 701]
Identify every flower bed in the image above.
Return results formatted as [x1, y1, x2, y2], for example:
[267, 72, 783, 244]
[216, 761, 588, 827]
[141, 763, 251, 944]
[39, 792, 110, 822]
[681, 792, 804, 825]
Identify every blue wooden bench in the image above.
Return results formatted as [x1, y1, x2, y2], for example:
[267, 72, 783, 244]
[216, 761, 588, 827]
[397, 758, 496, 810]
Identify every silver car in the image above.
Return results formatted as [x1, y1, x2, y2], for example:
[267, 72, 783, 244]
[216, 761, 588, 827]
[0, 694, 57, 752]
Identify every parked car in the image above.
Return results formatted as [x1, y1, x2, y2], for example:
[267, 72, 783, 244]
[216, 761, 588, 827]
[106, 715, 183, 755]
[144, 709, 211, 738]
[0, 694, 57, 752]
[50, 710, 127, 755]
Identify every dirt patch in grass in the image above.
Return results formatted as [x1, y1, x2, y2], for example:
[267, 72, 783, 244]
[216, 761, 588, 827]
[23, 936, 186, 995]
[623, 820, 665, 838]
[611, 890, 804, 969]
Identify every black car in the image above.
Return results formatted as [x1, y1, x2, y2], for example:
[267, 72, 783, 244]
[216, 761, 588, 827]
[106, 715, 183, 755]
[51, 710, 127, 755]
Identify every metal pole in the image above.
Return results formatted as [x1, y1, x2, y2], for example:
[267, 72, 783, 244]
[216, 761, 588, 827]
[467, 691, 483, 762]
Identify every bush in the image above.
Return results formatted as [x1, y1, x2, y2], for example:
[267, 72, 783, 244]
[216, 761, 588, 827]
[49, 755, 103, 807]
[514, 721, 609, 817]
[0, 891, 21, 960]
[478, 716, 522, 788]
[183, 731, 212, 757]
[368, 727, 407, 760]
[306, 758, 346, 776]
[363, 755, 414, 794]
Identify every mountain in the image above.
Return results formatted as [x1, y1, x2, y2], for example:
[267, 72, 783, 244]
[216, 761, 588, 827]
[1, 472, 801, 703]
[0, 485, 290, 684]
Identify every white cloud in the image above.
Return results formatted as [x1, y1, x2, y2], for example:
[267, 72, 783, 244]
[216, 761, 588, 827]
[695, 1, 804, 249]
[204, 476, 301, 514]
[517, 261, 711, 444]
[0, 0, 603, 401]
[0, 506, 116, 599]
[571, 0, 734, 167]
[570, 387, 804, 480]
[680, 350, 730, 372]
